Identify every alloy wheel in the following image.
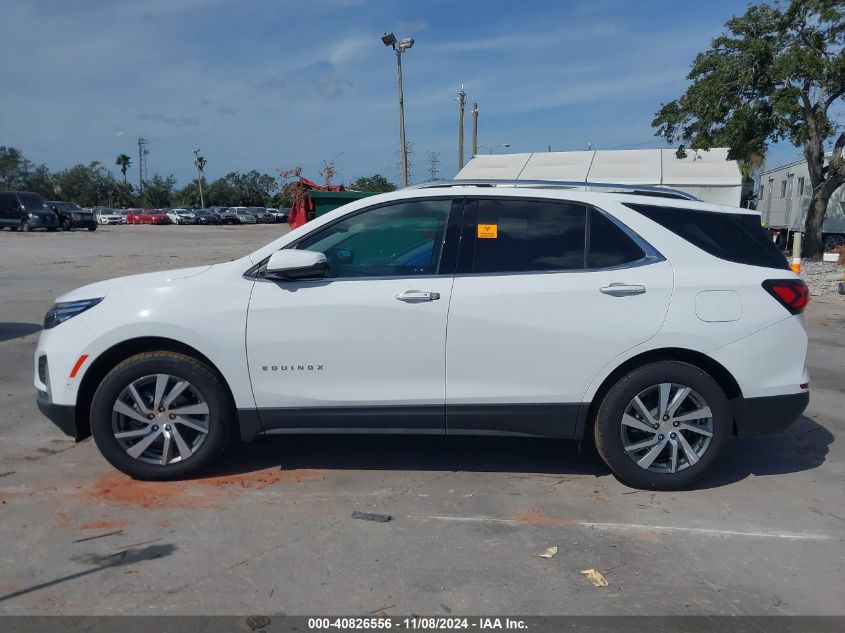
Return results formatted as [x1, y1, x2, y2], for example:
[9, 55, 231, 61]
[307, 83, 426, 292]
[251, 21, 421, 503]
[620, 383, 714, 474]
[111, 373, 210, 465]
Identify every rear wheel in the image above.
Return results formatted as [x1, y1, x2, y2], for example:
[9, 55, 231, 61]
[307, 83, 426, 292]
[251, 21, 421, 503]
[593, 361, 731, 490]
[88, 225, 97, 231]
[90, 352, 233, 479]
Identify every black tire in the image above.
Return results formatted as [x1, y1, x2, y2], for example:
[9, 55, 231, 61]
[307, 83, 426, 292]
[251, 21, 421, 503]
[88, 225, 97, 231]
[593, 361, 731, 490]
[21, 221, 31, 232]
[47, 227, 58, 232]
[62, 219, 72, 231]
[90, 351, 233, 480]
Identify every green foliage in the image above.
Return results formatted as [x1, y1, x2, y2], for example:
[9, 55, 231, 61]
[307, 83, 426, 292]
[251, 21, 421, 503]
[115, 153, 132, 183]
[141, 174, 177, 208]
[205, 178, 242, 207]
[349, 174, 397, 193]
[53, 162, 118, 206]
[225, 170, 278, 206]
[652, 0, 845, 256]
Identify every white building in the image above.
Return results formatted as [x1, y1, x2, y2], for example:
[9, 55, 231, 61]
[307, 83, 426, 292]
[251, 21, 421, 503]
[456, 148, 743, 206]
[757, 156, 845, 248]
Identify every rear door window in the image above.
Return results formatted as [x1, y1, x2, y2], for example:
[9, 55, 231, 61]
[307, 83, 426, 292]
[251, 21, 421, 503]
[470, 198, 587, 273]
[625, 203, 789, 270]
[587, 209, 646, 268]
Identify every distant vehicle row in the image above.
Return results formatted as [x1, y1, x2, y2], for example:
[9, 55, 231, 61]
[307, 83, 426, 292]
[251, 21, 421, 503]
[0, 192, 289, 232]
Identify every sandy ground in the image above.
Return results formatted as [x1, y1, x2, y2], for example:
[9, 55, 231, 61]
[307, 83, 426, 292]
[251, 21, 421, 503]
[0, 224, 843, 615]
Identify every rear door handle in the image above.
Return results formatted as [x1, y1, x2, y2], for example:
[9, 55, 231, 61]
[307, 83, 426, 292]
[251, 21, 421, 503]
[395, 290, 440, 302]
[600, 283, 646, 297]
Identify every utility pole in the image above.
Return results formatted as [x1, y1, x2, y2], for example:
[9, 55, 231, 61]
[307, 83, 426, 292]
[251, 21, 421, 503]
[382, 33, 414, 188]
[137, 138, 149, 190]
[193, 149, 205, 209]
[425, 151, 440, 181]
[471, 102, 478, 157]
[457, 85, 466, 170]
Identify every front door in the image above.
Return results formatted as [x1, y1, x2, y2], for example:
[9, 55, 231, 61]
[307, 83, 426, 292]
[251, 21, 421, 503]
[445, 197, 674, 438]
[246, 197, 460, 433]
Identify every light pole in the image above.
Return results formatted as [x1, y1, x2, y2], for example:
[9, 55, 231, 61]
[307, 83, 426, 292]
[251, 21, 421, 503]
[193, 148, 205, 209]
[382, 32, 413, 188]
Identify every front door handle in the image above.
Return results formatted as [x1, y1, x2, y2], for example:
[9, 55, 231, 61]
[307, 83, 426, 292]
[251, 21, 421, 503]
[600, 283, 646, 297]
[395, 290, 440, 303]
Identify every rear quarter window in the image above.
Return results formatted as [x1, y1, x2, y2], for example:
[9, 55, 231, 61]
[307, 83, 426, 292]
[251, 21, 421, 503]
[625, 203, 789, 271]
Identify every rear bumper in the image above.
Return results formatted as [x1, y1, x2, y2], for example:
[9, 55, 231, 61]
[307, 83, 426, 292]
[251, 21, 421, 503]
[731, 391, 809, 437]
[36, 392, 87, 441]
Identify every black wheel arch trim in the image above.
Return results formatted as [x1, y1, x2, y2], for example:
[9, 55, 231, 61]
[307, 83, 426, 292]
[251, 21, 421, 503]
[74, 336, 240, 442]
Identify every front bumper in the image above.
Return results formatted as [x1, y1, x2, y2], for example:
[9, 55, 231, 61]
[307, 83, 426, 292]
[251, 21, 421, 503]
[36, 392, 86, 440]
[731, 391, 809, 437]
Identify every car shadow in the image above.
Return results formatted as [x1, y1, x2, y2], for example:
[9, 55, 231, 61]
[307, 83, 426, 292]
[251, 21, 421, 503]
[199, 414, 832, 489]
[694, 414, 834, 489]
[0, 322, 42, 342]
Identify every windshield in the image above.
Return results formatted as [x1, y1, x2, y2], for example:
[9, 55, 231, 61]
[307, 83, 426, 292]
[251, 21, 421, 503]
[18, 193, 48, 211]
[97, 208, 116, 214]
[51, 202, 83, 212]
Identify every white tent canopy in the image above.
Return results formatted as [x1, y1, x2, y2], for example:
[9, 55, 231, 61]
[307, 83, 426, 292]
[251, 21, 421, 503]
[455, 148, 743, 206]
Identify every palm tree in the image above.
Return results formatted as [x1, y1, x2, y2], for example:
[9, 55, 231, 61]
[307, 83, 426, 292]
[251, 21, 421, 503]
[115, 154, 132, 183]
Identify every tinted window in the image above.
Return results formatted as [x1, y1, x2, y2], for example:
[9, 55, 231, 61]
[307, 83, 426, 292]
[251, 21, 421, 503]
[17, 193, 48, 211]
[588, 209, 645, 268]
[626, 203, 789, 270]
[472, 199, 586, 273]
[297, 199, 452, 278]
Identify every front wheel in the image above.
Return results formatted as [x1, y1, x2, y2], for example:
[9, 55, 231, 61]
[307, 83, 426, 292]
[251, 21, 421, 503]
[90, 351, 233, 479]
[21, 221, 31, 232]
[62, 219, 72, 231]
[88, 225, 97, 231]
[593, 361, 731, 490]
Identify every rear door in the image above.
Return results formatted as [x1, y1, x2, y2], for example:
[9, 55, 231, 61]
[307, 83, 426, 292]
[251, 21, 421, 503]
[445, 197, 673, 437]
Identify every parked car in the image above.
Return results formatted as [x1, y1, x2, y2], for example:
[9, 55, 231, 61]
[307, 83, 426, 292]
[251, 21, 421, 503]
[194, 210, 221, 225]
[33, 182, 810, 488]
[270, 208, 290, 223]
[127, 209, 172, 225]
[47, 201, 97, 231]
[249, 207, 275, 223]
[230, 207, 257, 224]
[0, 191, 60, 231]
[209, 206, 238, 224]
[166, 208, 197, 225]
[93, 207, 126, 225]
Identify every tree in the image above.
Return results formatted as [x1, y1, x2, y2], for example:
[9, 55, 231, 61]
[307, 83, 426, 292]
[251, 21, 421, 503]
[652, 0, 845, 258]
[141, 174, 177, 208]
[175, 179, 208, 207]
[205, 178, 241, 207]
[349, 174, 397, 193]
[225, 170, 277, 206]
[115, 153, 132, 184]
[0, 146, 27, 190]
[53, 161, 116, 206]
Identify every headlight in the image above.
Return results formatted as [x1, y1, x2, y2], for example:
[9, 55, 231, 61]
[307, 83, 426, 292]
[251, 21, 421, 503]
[43, 298, 103, 329]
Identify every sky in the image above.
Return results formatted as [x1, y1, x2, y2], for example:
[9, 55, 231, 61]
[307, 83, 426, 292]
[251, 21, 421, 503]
[0, 0, 819, 189]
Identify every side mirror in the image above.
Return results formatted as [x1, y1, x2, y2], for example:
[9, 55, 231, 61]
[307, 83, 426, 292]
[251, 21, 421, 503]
[265, 250, 328, 281]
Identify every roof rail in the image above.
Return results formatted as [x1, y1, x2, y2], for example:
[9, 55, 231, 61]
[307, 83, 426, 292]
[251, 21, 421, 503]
[405, 179, 699, 201]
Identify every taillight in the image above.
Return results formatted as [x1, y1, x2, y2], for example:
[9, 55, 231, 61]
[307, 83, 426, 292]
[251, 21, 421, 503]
[762, 279, 809, 314]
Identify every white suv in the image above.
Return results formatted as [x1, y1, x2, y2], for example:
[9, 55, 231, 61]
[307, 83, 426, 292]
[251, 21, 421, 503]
[34, 182, 810, 489]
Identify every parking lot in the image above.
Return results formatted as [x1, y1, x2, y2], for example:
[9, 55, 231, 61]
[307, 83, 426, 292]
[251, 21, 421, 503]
[0, 225, 843, 616]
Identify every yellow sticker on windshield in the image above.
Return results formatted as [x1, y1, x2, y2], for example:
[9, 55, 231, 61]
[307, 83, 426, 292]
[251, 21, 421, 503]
[477, 224, 498, 239]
